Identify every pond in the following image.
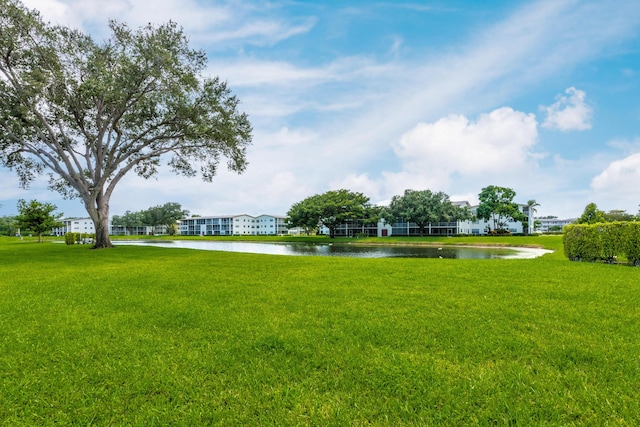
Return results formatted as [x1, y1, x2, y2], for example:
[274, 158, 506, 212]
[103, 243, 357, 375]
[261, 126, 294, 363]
[115, 240, 552, 259]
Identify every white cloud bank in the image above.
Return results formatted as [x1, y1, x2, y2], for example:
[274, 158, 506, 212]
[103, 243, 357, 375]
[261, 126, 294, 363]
[585, 152, 640, 215]
[541, 87, 593, 131]
[591, 152, 640, 194]
[388, 107, 539, 187]
[332, 107, 542, 205]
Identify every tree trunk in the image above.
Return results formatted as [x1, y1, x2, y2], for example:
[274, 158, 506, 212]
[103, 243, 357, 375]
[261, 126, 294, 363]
[94, 215, 112, 248]
[86, 193, 113, 249]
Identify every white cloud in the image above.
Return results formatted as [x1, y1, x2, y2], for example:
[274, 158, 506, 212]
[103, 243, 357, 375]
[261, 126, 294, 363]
[329, 173, 384, 203]
[21, 0, 311, 47]
[328, 107, 543, 207]
[591, 152, 640, 194]
[22, 0, 85, 28]
[208, 60, 330, 88]
[256, 127, 317, 148]
[392, 107, 539, 179]
[606, 137, 640, 154]
[584, 152, 640, 214]
[205, 18, 317, 46]
[541, 87, 593, 131]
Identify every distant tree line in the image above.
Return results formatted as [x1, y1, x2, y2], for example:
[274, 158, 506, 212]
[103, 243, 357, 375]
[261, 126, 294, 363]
[576, 202, 640, 225]
[0, 215, 19, 236]
[286, 185, 533, 237]
[111, 202, 189, 235]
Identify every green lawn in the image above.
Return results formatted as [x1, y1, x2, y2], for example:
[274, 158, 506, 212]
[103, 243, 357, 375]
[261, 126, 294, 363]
[1, 236, 638, 425]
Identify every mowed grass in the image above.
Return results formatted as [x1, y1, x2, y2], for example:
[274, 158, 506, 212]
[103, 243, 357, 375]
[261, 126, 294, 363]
[0, 236, 639, 425]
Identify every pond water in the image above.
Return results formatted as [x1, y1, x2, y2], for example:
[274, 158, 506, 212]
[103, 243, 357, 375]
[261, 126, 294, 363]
[116, 240, 552, 259]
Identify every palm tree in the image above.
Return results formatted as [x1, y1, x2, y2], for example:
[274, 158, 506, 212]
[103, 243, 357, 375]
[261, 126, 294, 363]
[526, 199, 540, 234]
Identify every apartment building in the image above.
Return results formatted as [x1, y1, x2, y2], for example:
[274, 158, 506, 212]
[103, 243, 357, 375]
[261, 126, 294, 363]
[52, 218, 95, 236]
[535, 217, 576, 233]
[179, 214, 288, 236]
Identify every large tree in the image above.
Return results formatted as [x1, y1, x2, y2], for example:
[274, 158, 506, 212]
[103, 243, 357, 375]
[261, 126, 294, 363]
[286, 197, 322, 235]
[476, 185, 525, 233]
[386, 189, 471, 236]
[0, 0, 252, 248]
[143, 202, 189, 229]
[16, 198, 63, 242]
[287, 189, 374, 238]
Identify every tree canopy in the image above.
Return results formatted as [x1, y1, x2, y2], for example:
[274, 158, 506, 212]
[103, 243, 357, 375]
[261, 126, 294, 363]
[286, 189, 376, 238]
[111, 202, 188, 235]
[0, 215, 19, 236]
[576, 203, 606, 225]
[386, 189, 471, 236]
[286, 197, 322, 235]
[16, 199, 63, 242]
[110, 210, 145, 229]
[476, 185, 525, 233]
[0, 0, 252, 248]
[603, 209, 636, 222]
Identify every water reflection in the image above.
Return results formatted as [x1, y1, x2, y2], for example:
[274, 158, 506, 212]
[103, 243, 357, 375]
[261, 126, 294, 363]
[116, 240, 551, 259]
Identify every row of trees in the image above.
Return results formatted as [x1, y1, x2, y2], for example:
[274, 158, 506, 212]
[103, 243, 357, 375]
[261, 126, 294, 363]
[111, 202, 189, 235]
[577, 203, 640, 224]
[286, 185, 531, 237]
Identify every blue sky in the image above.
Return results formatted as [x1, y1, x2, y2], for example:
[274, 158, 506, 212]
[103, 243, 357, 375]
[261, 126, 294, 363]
[2, 0, 640, 219]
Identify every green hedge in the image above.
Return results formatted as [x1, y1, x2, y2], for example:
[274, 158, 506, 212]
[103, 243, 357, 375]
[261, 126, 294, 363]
[564, 222, 640, 265]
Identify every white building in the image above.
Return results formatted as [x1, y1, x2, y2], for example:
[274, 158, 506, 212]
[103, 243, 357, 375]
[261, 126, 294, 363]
[376, 202, 535, 237]
[52, 218, 95, 236]
[467, 203, 535, 235]
[110, 224, 167, 236]
[53, 217, 170, 236]
[535, 217, 576, 233]
[179, 214, 288, 236]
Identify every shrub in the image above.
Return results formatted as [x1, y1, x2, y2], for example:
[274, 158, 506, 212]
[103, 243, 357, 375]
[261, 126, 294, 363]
[64, 232, 76, 245]
[625, 223, 640, 266]
[600, 222, 626, 263]
[565, 222, 640, 265]
[564, 224, 601, 262]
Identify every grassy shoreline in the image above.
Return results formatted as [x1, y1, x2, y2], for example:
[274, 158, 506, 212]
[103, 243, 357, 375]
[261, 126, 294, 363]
[1, 235, 638, 425]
